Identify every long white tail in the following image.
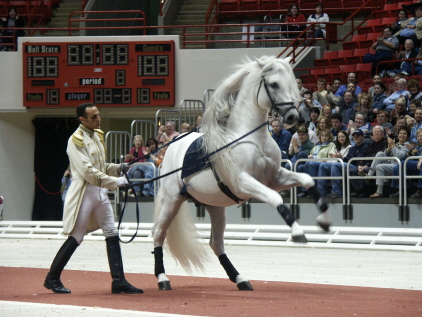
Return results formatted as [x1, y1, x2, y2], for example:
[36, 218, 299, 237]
[153, 191, 209, 274]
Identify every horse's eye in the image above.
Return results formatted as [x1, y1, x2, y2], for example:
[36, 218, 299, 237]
[270, 82, 279, 89]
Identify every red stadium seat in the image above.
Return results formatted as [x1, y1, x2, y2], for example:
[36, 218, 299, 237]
[331, 49, 354, 65]
[239, 0, 261, 16]
[342, 34, 367, 50]
[356, 63, 373, 81]
[260, 0, 280, 12]
[219, 0, 240, 18]
[314, 51, 338, 67]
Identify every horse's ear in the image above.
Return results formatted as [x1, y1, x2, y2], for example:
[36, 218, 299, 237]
[254, 56, 265, 68]
[284, 56, 293, 64]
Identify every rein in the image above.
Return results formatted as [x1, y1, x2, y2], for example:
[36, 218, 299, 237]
[117, 127, 199, 243]
[117, 121, 269, 243]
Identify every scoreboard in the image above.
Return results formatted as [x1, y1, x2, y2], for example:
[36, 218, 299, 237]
[23, 40, 175, 107]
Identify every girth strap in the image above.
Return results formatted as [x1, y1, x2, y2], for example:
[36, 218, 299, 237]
[210, 164, 244, 204]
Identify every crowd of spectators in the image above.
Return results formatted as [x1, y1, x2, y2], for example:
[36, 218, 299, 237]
[269, 65, 422, 199]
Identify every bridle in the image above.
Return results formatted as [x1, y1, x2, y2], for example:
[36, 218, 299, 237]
[257, 77, 296, 124]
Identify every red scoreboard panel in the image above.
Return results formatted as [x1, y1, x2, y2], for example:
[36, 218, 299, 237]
[23, 40, 175, 107]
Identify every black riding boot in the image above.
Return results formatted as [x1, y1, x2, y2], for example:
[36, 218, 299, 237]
[44, 236, 79, 294]
[105, 235, 144, 294]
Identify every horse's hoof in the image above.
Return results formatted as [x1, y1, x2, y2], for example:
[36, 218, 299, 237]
[292, 234, 308, 243]
[318, 222, 330, 232]
[237, 281, 254, 291]
[316, 211, 331, 232]
[158, 281, 172, 291]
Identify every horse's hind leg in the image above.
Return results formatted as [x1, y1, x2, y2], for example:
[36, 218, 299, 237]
[152, 195, 184, 291]
[279, 169, 331, 232]
[206, 205, 253, 291]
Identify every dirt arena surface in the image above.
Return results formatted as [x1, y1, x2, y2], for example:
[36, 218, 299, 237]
[1, 238, 422, 316]
[1, 266, 421, 317]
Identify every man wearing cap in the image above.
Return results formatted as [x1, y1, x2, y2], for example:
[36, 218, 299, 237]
[325, 129, 368, 198]
[289, 125, 315, 164]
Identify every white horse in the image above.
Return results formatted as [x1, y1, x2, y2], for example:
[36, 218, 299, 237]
[151, 56, 331, 291]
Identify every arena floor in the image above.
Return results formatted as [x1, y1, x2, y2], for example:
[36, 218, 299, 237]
[1, 238, 421, 317]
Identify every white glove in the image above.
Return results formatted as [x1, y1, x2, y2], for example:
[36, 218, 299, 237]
[117, 177, 129, 187]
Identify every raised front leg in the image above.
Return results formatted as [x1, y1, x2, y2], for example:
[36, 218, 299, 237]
[206, 206, 253, 290]
[234, 171, 307, 242]
[277, 169, 331, 232]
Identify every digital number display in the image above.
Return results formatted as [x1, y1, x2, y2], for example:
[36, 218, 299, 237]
[23, 41, 175, 107]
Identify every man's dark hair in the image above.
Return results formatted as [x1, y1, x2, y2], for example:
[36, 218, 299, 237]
[76, 103, 96, 120]
[331, 112, 343, 122]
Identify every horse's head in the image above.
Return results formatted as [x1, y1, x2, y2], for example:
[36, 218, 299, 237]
[255, 56, 299, 126]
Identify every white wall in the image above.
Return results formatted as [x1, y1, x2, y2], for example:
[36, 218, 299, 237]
[0, 35, 288, 220]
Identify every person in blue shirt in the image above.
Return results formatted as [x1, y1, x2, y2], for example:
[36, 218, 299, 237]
[271, 119, 292, 160]
[334, 72, 363, 98]
[409, 107, 422, 143]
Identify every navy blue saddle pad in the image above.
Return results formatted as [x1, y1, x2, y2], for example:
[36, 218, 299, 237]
[181, 136, 210, 179]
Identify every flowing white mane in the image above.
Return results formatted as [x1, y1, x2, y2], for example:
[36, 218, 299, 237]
[201, 56, 297, 175]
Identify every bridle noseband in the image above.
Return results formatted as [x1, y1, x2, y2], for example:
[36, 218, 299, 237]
[257, 77, 296, 122]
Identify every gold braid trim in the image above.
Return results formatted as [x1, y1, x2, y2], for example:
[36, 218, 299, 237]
[72, 131, 84, 147]
[94, 129, 106, 157]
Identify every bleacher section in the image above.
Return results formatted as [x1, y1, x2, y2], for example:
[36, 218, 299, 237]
[218, 0, 386, 21]
[301, 0, 422, 87]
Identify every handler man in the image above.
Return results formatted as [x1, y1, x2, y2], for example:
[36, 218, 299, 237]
[44, 103, 143, 294]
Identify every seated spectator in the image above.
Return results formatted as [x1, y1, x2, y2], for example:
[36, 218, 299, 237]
[407, 79, 422, 107]
[305, 106, 320, 132]
[298, 90, 322, 121]
[326, 78, 342, 106]
[306, 2, 329, 41]
[362, 27, 399, 76]
[335, 72, 363, 98]
[394, 5, 422, 47]
[391, 9, 409, 34]
[289, 125, 315, 165]
[368, 127, 410, 198]
[324, 129, 369, 198]
[296, 77, 307, 97]
[330, 112, 347, 140]
[319, 104, 332, 124]
[312, 78, 328, 106]
[156, 121, 180, 143]
[410, 107, 422, 142]
[387, 116, 409, 142]
[288, 117, 319, 156]
[383, 78, 410, 112]
[347, 112, 369, 143]
[335, 90, 357, 124]
[1, 7, 25, 51]
[371, 82, 388, 115]
[285, 4, 306, 39]
[389, 97, 416, 128]
[408, 98, 421, 117]
[271, 119, 292, 160]
[351, 93, 373, 122]
[61, 168, 72, 205]
[368, 74, 382, 98]
[298, 129, 336, 198]
[316, 130, 352, 197]
[390, 128, 422, 198]
[376, 110, 394, 131]
[386, 39, 418, 77]
[125, 135, 146, 163]
[125, 135, 156, 197]
[353, 125, 388, 197]
[316, 116, 331, 137]
[180, 122, 191, 133]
